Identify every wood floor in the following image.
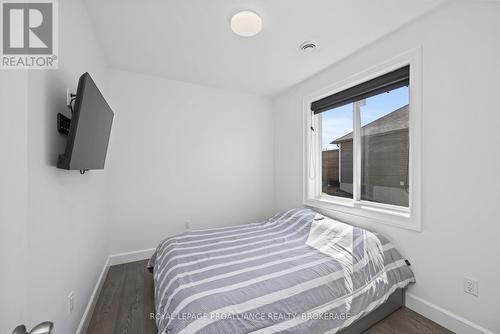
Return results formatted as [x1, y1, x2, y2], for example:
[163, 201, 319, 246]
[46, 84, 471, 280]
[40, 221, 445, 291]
[363, 308, 452, 334]
[87, 260, 453, 334]
[87, 260, 156, 334]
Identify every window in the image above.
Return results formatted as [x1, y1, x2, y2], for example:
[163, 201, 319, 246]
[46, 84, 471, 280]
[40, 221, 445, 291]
[321, 105, 353, 199]
[320, 85, 409, 206]
[304, 51, 422, 230]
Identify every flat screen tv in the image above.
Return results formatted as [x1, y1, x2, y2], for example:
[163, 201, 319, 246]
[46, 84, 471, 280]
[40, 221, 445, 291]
[57, 72, 114, 172]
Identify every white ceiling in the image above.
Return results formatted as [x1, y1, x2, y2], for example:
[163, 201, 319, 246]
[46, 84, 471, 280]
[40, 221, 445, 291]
[85, 0, 444, 96]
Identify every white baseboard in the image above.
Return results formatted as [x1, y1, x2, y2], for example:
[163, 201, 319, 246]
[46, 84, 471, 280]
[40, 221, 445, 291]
[108, 248, 156, 266]
[76, 248, 156, 334]
[406, 293, 496, 334]
[75, 257, 110, 334]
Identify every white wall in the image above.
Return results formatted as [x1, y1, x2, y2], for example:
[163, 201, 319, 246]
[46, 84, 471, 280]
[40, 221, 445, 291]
[105, 69, 274, 254]
[0, 0, 109, 333]
[272, 1, 500, 333]
[0, 72, 28, 334]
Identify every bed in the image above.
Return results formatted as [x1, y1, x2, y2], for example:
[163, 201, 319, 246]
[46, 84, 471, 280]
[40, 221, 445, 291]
[148, 208, 415, 334]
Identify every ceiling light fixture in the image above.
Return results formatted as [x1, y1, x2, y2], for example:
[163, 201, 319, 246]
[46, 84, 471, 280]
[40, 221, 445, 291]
[230, 11, 262, 37]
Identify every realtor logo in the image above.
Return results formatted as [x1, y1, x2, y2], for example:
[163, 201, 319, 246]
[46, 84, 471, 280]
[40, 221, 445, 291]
[1, 0, 58, 69]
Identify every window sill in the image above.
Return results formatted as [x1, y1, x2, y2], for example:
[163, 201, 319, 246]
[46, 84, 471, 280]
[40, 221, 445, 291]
[304, 196, 421, 232]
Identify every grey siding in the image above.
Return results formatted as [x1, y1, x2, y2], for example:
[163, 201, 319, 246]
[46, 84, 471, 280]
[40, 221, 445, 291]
[361, 129, 409, 206]
[340, 141, 353, 184]
[322, 149, 339, 187]
[336, 129, 409, 207]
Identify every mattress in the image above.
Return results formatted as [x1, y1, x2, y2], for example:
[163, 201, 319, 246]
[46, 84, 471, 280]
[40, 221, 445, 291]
[148, 208, 415, 334]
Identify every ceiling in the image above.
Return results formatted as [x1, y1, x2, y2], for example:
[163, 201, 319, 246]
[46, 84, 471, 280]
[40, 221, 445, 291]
[85, 0, 444, 96]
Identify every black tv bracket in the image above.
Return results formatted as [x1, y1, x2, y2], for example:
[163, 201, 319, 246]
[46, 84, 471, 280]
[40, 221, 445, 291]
[57, 113, 71, 136]
[57, 90, 76, 136]
[56, 90, 88, 176]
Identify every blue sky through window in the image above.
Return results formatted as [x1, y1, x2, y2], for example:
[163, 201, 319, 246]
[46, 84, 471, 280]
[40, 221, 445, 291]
[321, 86, 409, 150]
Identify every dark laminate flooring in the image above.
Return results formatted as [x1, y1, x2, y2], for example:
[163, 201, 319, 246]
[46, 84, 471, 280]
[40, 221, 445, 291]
[87, 260, 453, 334]
[364, 307, 452, 334]
[86, 260, 156, 334]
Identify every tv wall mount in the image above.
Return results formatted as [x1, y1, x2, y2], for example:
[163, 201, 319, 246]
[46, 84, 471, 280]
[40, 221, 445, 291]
[57, 90, 76, 136]
[57, 113, 71, 136]
[57, 90, 88, 175]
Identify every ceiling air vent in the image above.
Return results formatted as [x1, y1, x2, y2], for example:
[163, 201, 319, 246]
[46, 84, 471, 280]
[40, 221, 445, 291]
[299, 41, 317, 53]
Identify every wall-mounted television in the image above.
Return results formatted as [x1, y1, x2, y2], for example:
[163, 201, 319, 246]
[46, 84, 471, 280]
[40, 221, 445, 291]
[57, 72, 114, 173]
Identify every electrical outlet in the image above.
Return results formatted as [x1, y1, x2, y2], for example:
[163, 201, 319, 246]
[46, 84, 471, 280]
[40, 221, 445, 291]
[464, 277, 478, 296]
[66, 88, 71, 107]
[184, 220, 191, 231]
[68, 291, 75, 314]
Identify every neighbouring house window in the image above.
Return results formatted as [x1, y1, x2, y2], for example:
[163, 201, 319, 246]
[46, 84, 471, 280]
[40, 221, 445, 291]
[304, 55, 422, 230]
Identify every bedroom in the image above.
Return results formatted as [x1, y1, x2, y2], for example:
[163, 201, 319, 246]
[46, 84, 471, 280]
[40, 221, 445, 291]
[0, 0, 499, 333]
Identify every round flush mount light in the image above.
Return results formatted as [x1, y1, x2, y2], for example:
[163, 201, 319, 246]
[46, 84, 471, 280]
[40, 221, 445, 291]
[230, 11, 263, 37]
[299, 41, 317, 53]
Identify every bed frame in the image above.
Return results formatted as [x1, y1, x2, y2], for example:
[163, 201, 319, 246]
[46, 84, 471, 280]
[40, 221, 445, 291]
[338, 288, 405, 334]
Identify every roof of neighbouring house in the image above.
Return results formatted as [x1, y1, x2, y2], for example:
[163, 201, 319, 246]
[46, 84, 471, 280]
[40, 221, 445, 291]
[330, 104, 409, 144]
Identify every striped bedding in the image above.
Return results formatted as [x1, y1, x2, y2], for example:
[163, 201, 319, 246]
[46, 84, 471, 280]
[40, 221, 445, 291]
[148, 208, 415, 334]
